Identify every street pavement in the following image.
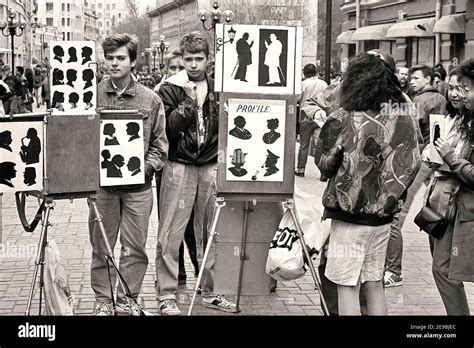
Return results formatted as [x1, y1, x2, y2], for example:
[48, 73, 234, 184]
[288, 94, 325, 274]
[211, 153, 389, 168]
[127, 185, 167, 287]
[0, 141, 473, 316]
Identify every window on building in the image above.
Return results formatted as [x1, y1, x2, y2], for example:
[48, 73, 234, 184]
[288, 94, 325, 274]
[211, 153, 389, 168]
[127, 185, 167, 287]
[98, 21, 102, 27]
[112, 4, 115, 10]
[118, 13, 121, 18]
[67, 4, 70, 12]
[62, 18, 65, 26]
[106, 21, 109, 27]
[98, 3, 102, 9]
[67, 18, 70, 26]
[99, 13, 102, 18]
[67, 32, 71, 41]
[106, 4, 110, 10]
[46, 3, 54, 11]
[46, 18, 54, 26]
[62, 3, 65, 11]
[62, 32, 66, 40]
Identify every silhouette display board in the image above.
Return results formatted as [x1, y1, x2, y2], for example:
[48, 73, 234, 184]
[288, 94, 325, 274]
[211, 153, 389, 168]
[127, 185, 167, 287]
[99, 114, 145, 187]
[217, 93, 297, 199]
[430, 114, 446, 165]
[50, 41, 97, 115]
[0, 116, 44, 193]
[214, 24, 303, 95]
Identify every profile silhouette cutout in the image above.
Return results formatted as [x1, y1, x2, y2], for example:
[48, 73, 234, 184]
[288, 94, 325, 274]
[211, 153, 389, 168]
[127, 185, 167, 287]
[23, 167, 36, 186]
[126, 122, 140, 142]
[52, 68, 64, 85]
[82, 69, 94, 89]
[262, 118, 281, 144]
[0, 130, 13, 152]
[69, 92, 79, 109]
[101, 149, 111, 169]
[66, 69, 77, 87]
[52, 91, 65, 111]
[67, 47, 77, 63]
[83, 91, 94, 110]
[103, 123, 119, 146]
[0, 161, 17, 188]
[53, 46, 64, 63]
[229, 116, 252, 140]
[127, 157, 141, 176]
[228, 148, 248, 177]
[433, 124, 441, 144]
[19, 128, 41, 165]
[107, 154, 124, 177]
[81, 46, 93, 65]
[264, 149, 279, 177]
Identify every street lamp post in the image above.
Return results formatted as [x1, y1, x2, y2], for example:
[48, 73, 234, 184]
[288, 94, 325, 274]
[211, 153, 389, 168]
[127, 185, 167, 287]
[197, 1, 234, 55]
[0, 9, 27, 71]
[154, 35, 169, 71]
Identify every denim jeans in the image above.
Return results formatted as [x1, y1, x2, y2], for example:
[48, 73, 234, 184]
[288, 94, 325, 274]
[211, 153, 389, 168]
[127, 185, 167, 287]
[155, 161, 216, 301]
[385, 163, 432, 276]
[89, 186, 153, 304]
[297, 121, 319, 171]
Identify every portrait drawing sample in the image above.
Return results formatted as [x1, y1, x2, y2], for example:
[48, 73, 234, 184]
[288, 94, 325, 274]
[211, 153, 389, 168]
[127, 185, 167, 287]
[51, 91, 65, 111]
[19, 128, 41, 165]
[264, 149, 279, 177]
[103, 123, 119, 146]
[262, 118, 281, 144]
[67, 47, 77, 63]
[81, 46, 93, 65]
[107, 154, 124, 178]
[258, 29, 288, 87]
[83, 91, 94, 110]
[52, 68, 64, 85]
[53, 45, 64, 63]
[229, 115, 252, 140]
[234, 33, 253, 82]
[82, 69, 94, 89]
[0, 130, 13, 152]
[126, 122, 140, 142]
[23, 167, 36, 186]
[0, 161, 17, 188]
[101, 149, 111, 169]
[127, 156, 141, 176]
[66, 69, 77, 88]
[228, 148, 248, 177]
[69, 92, 79, 109]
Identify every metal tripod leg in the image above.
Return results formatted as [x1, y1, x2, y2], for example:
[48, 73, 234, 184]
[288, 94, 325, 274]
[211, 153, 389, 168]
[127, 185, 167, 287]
[187, 197, 226, 316]
[26, 200, 54, 316]
[88, 198, 142, 315]
[285, 199, 330, 316]
[235, 201, 251, 313]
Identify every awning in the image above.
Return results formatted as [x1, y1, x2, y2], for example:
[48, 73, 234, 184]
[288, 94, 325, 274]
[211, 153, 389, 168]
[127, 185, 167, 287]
[387, 18, 435, 38]
[433, 14, 466, 34]
[351, 23, 394, 41]
[336, 30, 356, 44]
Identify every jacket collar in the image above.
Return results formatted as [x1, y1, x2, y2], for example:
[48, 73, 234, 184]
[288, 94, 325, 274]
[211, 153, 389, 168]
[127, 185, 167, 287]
[104, 76, 137, 96]
[417, 85, 440, 95]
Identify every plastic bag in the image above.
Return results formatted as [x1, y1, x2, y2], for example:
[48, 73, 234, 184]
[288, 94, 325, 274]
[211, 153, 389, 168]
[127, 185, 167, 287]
[265, 209, 306, 281]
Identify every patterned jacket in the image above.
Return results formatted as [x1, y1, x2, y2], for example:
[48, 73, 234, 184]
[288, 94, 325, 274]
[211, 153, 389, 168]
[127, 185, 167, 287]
[315, 107, 421, 226]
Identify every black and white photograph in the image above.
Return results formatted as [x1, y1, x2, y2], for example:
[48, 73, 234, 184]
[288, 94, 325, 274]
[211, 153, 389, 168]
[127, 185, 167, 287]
[49, 41, 97, 115]
[0, 120, 43, 192]
[225, 98, 286, 182]
[214, 24, 302, 95]
[99, 119, 145, 186]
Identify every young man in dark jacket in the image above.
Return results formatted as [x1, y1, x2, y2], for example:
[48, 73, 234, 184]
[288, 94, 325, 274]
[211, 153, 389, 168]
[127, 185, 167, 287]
[155, 31, 236, 315]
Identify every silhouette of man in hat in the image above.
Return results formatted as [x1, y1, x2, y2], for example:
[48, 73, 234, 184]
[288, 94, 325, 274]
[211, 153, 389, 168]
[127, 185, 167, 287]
[264, 149, 279, 177]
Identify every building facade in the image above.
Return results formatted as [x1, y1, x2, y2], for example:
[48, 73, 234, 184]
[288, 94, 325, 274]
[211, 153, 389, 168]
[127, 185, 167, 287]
[337, 0, 474, 68]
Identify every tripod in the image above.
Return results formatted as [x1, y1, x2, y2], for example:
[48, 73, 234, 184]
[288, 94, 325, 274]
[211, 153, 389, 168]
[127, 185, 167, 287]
[187, 197, 329, 316]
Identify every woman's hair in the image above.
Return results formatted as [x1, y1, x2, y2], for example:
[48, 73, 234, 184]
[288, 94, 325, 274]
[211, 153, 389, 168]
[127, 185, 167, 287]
[164, 48, 182, 67]
[102, 33, 139, 62]
[446, 67, 461, 118]
[340, 53, 404, 112]
[457, 58, 474, 142]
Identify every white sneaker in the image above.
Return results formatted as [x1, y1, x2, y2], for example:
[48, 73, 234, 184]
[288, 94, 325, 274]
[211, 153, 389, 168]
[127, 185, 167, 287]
[202, 295, 237, 313]
[94, 303, 114, 316]
[158, 299, 182, 316]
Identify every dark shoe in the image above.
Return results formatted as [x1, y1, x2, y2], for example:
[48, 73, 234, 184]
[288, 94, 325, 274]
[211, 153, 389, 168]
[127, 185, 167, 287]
[178, 272, 187, 286]
[241, 79, 248, 82]
[295, 169, 305, 177]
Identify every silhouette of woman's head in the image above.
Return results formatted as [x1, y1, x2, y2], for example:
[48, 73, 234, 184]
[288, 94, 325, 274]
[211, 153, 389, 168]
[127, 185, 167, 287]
[68, 47, 77, 62]
[53, 68, 64, 83]
[69, 92, 79, 107]
[267, 118, 279, 130]
[103, 123, 115, 136]
[0, 161, 16, 181]
[111, 155, 124, 167]
[53, 46, 64, 58]
[82, 47, 93, 61]
[52, 91, 65, 107]
[83, 91, 93, 103]
[126, 122, 139, 136]
[66, 69, 77, 84]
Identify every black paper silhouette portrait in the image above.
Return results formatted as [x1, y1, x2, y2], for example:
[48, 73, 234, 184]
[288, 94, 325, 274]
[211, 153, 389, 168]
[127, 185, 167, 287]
[264, 149, 279, 177]
[126, 122, 140, 142]
[0, 161, 16, 187]
[82, 69, 94, 89]
[69, 92, 79, 109]
[82, 46, 93, 65]
[101, 149, 111, 169]
[67, 47, 77, 63]
[53, 45, 64, 63]
[228, 148, 247, 177]
[23, 167, 36, 186]
[127, 157, 141, 176]
[107, 154, 124, 177]
[19, 128, 41, 165]
[52, 68, 64, 85]
[66, 69, 77, 88]
[262, 118, 281, 144]
[229, 116, 252, 140]
[258, 29, 288, 87]
[51, 91, 65, 111]
[234, 33, 253, 82]
[83, 91, 94, 110]
[103, 123, 119, 146]
[0, 130, 13, 152]
[433, 124, 441, 144]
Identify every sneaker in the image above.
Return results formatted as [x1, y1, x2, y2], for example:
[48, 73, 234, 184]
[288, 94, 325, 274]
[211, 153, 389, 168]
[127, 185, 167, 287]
[94, 302, 114, 316]
[158, 299, 182, 316]
[295, 169, 305, 177]
[202, 295, 237, 313]
[116, 302, 145, 316]
[384, 271, 402, 288]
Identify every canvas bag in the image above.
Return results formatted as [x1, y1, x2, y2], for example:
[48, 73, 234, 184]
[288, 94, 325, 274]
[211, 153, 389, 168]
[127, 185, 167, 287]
[265, 209, 307, 281]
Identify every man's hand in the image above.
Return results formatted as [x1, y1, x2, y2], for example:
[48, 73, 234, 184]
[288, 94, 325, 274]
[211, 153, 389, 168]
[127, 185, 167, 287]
[183, 80, 197, 101]
[434, 138, 453, 159]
